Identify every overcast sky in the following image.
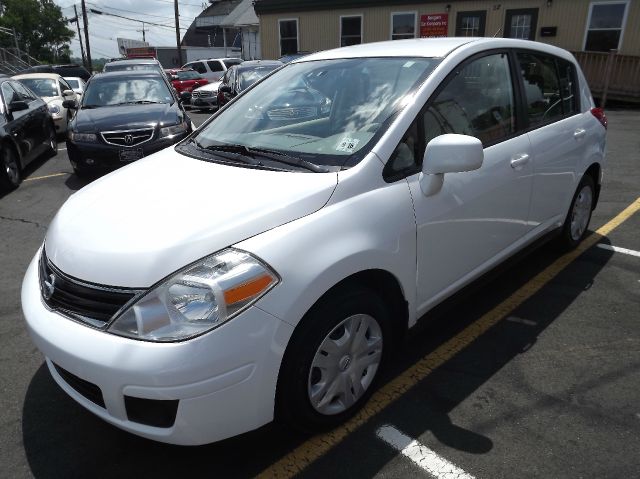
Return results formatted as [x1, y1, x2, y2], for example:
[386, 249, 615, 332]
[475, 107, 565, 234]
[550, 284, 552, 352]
[54, 0, 208, 58]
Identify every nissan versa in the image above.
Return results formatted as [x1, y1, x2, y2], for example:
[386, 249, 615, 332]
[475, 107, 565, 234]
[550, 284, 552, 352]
[22, 38, 606, 445]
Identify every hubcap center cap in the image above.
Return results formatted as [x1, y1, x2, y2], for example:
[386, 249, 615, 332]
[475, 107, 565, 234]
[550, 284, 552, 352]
[339, 355, 352, 371]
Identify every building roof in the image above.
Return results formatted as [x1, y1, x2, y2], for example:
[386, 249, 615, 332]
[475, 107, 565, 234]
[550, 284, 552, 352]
[254, 0, 450, 14]
[221, 0, 258, 27]
[182, 0, 244, 47]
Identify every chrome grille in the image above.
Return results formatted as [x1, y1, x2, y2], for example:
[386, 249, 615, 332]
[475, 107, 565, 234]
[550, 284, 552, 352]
[267, 106, 317, 120]
[100, 128, 154, 147]
[39, 249, 143, 328]
[192, 90, 214, 98]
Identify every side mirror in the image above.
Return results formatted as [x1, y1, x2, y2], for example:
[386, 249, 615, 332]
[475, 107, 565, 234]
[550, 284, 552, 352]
[62, 89, 75, 97]
[62, 99, 78, 110]
[419, 134, 483, 196]
[219, 85, 231, 94]
[8, 100, 29, 112]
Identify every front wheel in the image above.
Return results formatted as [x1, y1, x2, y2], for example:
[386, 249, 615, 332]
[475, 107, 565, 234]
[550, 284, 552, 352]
[558, 175, 595, 250]
[276, 287, 391, 432]
[0, 146, 21, 192]
[47, 123, 57, 157]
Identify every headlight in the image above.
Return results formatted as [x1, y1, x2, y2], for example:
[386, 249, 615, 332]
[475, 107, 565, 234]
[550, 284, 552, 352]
[70, 132, 97, 142]
[48, 104, 61, 115]
[160, 121, 188, 138]
[108, 248, 279, 342]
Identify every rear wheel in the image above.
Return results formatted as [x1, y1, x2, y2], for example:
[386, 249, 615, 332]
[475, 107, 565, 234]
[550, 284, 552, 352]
[47, 123, 57, 157]
[276, 286, 391, 432]
[558, 175, 595, 250]
[0, 145, 21, 192]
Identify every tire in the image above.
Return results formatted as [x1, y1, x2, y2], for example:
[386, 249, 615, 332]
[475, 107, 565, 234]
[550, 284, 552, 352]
[47, 123, 57, 158]
[558, 175, 595, 250]
[0, 145, 21, 192]
[276, 286, 391, 432]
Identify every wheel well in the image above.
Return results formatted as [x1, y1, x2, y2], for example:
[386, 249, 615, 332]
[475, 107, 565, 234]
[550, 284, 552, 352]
[1, 139, 21, 169]
[584, 163, 601, 209]
[310, 269, 409, 349]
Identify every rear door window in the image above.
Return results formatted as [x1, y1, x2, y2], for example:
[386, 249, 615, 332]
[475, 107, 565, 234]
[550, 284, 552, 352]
[189, 62, 207, 74]
[207, 61, 224, 72]
[556, 58, 579, 116]
[517, 52, 563, 127]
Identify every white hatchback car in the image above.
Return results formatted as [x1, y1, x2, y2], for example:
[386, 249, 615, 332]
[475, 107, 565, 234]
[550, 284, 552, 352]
[22, 38, 606, 445]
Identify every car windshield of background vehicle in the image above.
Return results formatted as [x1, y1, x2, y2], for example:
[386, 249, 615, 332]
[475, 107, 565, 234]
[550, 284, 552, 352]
[177, 71, 201, 80]
[82, 77, 173, 107]
[391, 13, 416, 40]
[238, 66, 280, 91]
[65, 78, 80, 89]
[105, 64, 158, 72]
[18, 78, 58, 97]
[190, 57, 439, 168]
[584, 1, 628, 52]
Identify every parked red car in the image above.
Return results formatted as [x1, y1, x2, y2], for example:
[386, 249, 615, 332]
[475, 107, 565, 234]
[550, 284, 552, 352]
[166, 69, 209, 103]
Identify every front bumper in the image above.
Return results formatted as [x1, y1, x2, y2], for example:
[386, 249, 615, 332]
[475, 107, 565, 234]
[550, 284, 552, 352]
[67, 132, 189, 171]
[192, 96, 217, 108]
[21, 251, 294, 445]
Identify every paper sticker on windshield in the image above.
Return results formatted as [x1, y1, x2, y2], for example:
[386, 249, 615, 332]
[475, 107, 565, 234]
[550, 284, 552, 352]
[336, 137, 360, 152]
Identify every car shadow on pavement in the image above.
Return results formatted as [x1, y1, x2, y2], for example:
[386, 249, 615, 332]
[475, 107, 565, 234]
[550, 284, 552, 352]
[22, 236, 615, 478]
[63, 173, 93, 191]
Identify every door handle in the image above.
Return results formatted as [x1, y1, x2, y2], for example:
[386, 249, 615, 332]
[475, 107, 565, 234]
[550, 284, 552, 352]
[510, 153, 530, 169]
[574, 128, 586, 139]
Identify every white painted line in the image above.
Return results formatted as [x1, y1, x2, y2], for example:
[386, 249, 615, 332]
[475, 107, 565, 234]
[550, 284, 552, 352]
[58, 147, 67, 151]
[377, 425, 476, 479]
[597, 243, 640, 258]
[506, 316, 537, 326]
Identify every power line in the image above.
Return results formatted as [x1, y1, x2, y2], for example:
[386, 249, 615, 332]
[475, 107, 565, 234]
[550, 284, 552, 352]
[87, 1, 199, 22]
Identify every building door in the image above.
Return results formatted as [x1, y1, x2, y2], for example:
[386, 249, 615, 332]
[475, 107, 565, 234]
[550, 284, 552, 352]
[504, 8, 538, 40]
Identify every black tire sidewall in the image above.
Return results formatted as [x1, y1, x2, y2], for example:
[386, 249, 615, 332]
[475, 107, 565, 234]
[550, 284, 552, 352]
[560, 175, 595, 249]
[0, 146, 20, 191]
[276, 286, 392, 432]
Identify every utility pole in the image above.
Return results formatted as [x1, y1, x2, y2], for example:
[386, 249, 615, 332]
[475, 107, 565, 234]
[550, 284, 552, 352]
[73, 5, 87, 66]
[81, 0, 92, 71]
[174, 0, 183, 66]
[12, 27, 20, 62]
[137, 22, 146, 42]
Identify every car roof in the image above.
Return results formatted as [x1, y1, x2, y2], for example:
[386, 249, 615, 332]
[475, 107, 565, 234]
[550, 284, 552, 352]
[90, 71, 165, 80]
[299, 37, 576, 62]
[12, 72, 63, 80]
[107, 58, 160, 65]
[188, 57, 242, 62]
[235, 60, 282, 70]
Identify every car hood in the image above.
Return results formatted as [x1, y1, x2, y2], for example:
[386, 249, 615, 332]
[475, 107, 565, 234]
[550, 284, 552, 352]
[73, 103, 182, 132]
[194, 81, 221, 92]
[44, 96, 63, 104]
[45, 147, 338, 287]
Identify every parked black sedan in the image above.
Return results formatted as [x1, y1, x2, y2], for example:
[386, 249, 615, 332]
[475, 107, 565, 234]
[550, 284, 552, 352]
[64, 70, 193, 176]
[0, 75, 57, 192]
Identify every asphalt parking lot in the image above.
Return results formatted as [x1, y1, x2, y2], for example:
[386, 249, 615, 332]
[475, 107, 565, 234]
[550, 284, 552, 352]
[1, 109, 639, 479]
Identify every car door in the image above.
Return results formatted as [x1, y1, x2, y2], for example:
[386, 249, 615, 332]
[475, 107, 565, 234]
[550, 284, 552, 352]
[10, 80, 48, 155]
[396, 51, 534, 311]
[1, 81, 36, 164]
[516, 52, 588, 227]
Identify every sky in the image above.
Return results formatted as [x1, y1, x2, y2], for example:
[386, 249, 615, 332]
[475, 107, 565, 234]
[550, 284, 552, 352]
[54, 0, 208, 59]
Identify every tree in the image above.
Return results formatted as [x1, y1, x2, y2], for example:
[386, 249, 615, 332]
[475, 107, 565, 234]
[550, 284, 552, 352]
[0, 0, 74, 64]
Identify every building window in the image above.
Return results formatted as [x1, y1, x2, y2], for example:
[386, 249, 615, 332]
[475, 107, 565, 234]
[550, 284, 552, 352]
[278, 19, 298, 56]
[391, 12, 416, 40]
[455, 10, 486, 37]
[584, 1, 629, 52]
[340, 15, 362, 47]
[504, 8, 538, 40]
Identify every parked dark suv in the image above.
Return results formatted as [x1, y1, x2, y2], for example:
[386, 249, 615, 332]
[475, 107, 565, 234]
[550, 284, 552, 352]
[64, 70, 192, 176]
[22, 64, 91, 82]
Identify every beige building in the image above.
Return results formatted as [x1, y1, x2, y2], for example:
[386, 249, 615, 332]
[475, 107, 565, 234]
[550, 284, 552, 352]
[255, 0, 639, 57]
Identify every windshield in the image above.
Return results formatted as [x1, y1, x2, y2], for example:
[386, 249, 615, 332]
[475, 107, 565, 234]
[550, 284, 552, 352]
[82, 77, 173, 107]
[238, 66, 280, 91]
[65, 78, 80, 88]
[18, 78, 59, 97]
[191, 57, 439, 168]
[177, 70, 201, 81]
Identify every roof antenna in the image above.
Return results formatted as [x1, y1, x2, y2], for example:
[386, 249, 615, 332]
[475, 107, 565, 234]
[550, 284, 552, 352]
[493, 28, 502, 37]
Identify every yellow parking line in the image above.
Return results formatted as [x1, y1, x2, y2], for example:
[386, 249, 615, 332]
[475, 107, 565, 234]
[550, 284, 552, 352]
[257, 197, 640, 479]
[24, 173, 68, 182]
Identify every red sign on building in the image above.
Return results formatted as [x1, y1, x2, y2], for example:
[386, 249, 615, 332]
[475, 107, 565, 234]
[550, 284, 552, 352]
[420, 13, 449, 37]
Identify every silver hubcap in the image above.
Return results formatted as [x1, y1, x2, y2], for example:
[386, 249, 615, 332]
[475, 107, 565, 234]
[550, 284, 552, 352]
[3, 151, 18, 184]
[570, 185, 593, 240]
[308, 314, 383, 415]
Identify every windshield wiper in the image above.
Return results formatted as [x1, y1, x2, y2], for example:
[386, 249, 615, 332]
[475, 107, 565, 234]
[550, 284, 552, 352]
[245, 147, 330, 173]
[81, 104, 101, 109]
[194, 142, 262, 167]
[111, 100, 163, 106]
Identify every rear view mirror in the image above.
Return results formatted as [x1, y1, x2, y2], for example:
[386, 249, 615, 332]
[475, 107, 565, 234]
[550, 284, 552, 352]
[62, 99, 78, 110]
[219, 85, 231, 94]
[419, 134, 483, 196]
[8, 100, 29, 112]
